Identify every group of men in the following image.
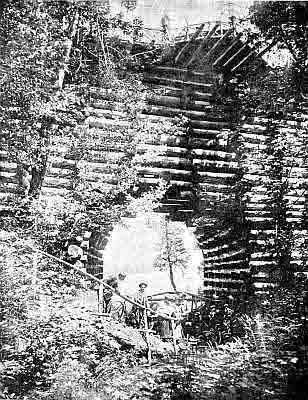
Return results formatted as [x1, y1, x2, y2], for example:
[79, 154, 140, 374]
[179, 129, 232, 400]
[100, 273, 185, 342]
[101, 273, 149, 326]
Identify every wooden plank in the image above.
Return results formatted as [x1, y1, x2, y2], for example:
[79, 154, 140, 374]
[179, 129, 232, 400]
[31, 251, 39, 300]
[171, 320, 177, 354]
[222, 42, 249, 68]
[185, 23, 219, 68]
[212, 33, 242, 66]
[153, 66, 209, 77]
[147, 297, 195, 302]
[143, 297, 152, 365]
[201, 27, 234, 62]
[231, 40, 278, 72]
[144, 75, 212, 90]
[175, 23, 205, 65]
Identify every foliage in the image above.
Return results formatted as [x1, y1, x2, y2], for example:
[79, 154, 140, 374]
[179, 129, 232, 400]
[0, 0, 64, 194]
[236, 67, 299, 117]
[64, 4, 143, 84]
[183, 296, 249, 345]
[0, 234, 151, 398]
[0, 0, 145, 196]
[249, 1, 308, 76]
[0, 0, 168, 255]
[88, 276, 308, 400]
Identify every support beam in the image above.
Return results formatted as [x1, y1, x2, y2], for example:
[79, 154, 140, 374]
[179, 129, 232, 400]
[175, 23, 205, 65]
[222, 41, 249, 68]
[212, 33, 242, 66]
[143, 299, 152, 364]
[97, 282, 104, 313]
[201, 27, 234, 63]
[185, 23, 219, 68]
[231, 40, 278, 72]
[171, 319, 177, 354]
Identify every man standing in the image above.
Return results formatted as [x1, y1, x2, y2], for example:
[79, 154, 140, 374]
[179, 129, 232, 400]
[134, 282, 148, 304]
[130, 282, 148, 328]
[101, 273, 127, 313]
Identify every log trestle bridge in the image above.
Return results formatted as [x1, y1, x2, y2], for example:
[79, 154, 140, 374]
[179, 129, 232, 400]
[1, 21, 308, 298]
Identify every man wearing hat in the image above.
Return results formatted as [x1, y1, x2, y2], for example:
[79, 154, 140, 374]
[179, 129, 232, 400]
[135, 281, 147, 300]
[130, 281, 148, 328]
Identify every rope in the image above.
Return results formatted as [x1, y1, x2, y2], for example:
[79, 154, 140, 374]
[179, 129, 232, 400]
[24, 244, 180, 322]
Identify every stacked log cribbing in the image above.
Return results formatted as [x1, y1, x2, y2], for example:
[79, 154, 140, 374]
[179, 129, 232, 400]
[240, 112, 308, 294]
[0, 150, 19, 197]
[3, 24, 306, 296]
[141, 75, 249, 295]
[37, 26, 258, 294]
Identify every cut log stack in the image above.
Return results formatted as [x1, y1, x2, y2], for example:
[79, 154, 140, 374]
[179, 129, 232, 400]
[0, 150, 19, 198]
[197, 228, 250, 295]
[78, 230, 105, 278]
[37, 21, 254, 293]
[239, 119, 276, 294]
[142, 65, 218, 221]
[240, 113, 308, 294]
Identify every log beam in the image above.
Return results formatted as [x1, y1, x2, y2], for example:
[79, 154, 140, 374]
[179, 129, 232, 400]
[222, 41, 249, 68]
[175, 23, 205, 65]
[185, 23, 219, 68]
[231, 40, 278, 73]
[201, 27, 234, 63]
[212, 33, 242, 66]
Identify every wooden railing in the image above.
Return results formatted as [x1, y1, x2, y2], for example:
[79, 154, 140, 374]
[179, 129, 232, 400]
[175, 21, 233, 42]
[140, 20, 233, 44]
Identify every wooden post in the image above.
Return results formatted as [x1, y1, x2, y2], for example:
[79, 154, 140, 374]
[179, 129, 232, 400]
[31, 251, 39, 300]
[201, 27, 233, 63]
[171, 319, 177, 354]
[143, 297, 152, 365]
[231, 40, 278, 73]
[222, 41, 248, 68]
[98, 282, 104, 313]
[175, 23, 205, 65]
[212, 33, 242, 66]
[185, 23, 219, 68]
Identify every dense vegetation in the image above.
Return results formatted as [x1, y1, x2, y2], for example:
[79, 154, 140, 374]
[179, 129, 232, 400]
[1, 1, 308, 399]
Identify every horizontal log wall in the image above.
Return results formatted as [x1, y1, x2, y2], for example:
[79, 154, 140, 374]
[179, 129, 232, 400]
[141, 51, 249, 295]
[241, 113, 308, 294]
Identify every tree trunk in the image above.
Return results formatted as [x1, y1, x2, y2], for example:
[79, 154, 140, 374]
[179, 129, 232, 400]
[165, 219, 178, 292]
[58, 9, 80, 89]
[169, 262, 177, 292]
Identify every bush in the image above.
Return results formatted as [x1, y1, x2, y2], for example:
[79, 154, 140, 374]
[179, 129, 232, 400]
[183, 295, 249, 345]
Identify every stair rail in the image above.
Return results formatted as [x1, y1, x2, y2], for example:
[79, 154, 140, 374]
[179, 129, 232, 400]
[24, 243, 181, 322]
